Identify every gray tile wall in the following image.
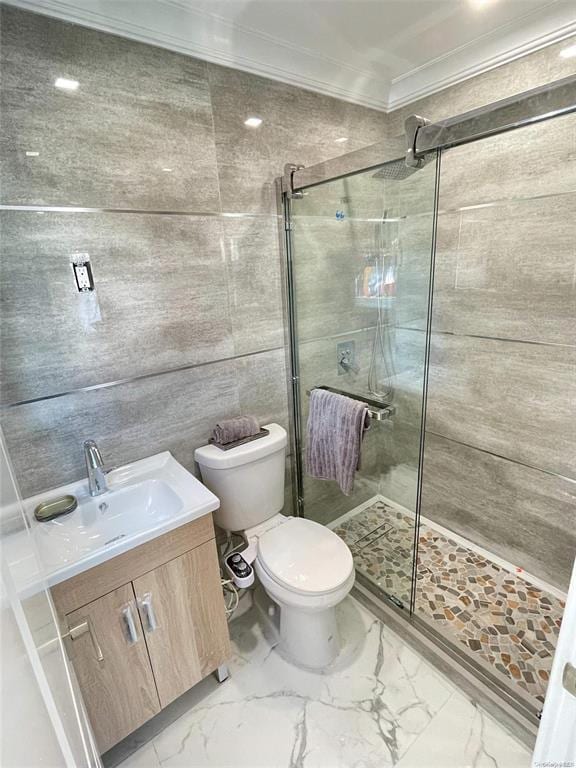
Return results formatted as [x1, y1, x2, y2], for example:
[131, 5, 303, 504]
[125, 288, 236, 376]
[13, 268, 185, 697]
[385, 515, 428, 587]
[2, 5, 574, 592]
[391, 78, 576, 589]
[0, 5, 387, 498]
[421, 433, 576, 590]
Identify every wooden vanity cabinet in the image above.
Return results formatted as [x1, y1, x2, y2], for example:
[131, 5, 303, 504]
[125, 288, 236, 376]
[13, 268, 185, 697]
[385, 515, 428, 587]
[65, 583, 160, 752]
[133, 539, 229, 708]
[52, 515, 231, 754]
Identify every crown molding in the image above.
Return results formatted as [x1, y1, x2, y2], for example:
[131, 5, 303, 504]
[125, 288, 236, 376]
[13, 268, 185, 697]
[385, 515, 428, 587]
[3, 0, 575, 114]
[163, 0, 382, 82]
[1, 0, 391, 110]
[387, 4, 576, 110]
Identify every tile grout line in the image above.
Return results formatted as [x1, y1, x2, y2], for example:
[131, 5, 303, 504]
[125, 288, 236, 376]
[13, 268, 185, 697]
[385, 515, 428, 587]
[205, 60, 241, 377]
[395, 690, 458, 765]
[426, 430, 576, 485]
[151, 740, 162, 768]
[0, 204, 280, 218]
[1, 345, 286, 410]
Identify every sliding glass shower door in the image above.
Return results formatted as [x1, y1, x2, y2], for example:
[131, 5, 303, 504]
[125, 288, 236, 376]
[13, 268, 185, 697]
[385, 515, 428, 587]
[287, 154, 438, 610]
[413, 110, 576, 721]
[285, 78, 575, 728]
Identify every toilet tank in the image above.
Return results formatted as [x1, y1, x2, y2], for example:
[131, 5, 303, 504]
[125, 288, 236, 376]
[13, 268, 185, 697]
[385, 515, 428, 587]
[194, 423, 287, 532]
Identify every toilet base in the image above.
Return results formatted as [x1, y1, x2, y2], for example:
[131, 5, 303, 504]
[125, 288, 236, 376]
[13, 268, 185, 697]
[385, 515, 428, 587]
[279, 603, 340, 669]
[254, 559, 355, 670]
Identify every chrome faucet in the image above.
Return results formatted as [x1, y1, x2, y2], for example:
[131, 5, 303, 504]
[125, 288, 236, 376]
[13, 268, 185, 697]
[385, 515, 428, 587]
[83, 440, 110, 497]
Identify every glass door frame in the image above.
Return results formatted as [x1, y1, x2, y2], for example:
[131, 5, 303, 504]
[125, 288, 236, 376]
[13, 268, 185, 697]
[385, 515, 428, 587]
[279, 149, 441, 618]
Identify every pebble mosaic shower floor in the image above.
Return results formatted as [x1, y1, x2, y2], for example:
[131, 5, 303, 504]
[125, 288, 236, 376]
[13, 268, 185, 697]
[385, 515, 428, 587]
[333, 497, 565, 707]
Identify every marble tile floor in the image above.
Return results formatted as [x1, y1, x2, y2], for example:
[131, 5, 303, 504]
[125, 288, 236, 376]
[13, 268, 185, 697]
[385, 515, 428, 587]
[333, 497, 565, 706]
[114, 595, 531, 768]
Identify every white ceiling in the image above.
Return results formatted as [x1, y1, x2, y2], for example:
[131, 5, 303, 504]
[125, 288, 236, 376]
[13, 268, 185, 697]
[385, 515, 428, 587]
[5, 0, 576, 110]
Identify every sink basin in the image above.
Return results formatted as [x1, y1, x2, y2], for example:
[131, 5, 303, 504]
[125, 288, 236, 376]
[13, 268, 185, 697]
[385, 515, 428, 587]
[24, 451, 220, 586]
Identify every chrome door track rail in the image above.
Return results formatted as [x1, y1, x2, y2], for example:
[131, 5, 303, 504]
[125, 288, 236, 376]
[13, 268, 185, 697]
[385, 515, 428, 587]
[407, 73, 576, 162]
[281, 75, 576, 195]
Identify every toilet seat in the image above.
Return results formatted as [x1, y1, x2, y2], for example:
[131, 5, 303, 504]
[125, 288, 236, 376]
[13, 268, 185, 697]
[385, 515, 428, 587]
[257, 517, 354, 596]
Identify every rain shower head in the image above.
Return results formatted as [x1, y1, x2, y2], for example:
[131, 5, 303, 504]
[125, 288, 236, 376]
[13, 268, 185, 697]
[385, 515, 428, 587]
[371, 158, 420, 181]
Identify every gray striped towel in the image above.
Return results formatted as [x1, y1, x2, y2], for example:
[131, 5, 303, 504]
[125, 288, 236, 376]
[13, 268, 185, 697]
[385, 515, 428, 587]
[305, 389, 371, 496]
[212, 415, 260, 445]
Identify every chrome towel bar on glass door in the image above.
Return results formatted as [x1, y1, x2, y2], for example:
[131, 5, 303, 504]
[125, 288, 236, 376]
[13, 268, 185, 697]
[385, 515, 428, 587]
[306, 386, 395, 422]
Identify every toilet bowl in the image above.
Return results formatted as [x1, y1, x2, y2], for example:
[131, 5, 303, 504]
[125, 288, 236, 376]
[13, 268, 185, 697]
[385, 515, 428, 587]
[249, 514, 355, 668]
[194, 424, 355, 669]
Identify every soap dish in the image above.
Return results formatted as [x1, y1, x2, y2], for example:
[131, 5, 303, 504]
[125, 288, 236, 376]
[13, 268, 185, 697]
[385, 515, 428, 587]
[34, 495, 78, 522]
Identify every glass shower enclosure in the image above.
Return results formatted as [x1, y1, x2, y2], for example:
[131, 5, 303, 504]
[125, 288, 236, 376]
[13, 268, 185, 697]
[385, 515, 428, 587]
[285, 153, 438, 613]
[281, 73, 576, 732]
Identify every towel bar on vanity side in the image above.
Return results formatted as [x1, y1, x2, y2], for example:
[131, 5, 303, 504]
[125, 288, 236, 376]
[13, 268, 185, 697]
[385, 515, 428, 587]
[306, 386, 395, 422]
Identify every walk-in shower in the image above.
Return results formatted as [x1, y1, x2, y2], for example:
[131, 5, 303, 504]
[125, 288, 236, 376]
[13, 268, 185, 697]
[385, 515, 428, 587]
[280, 74, 576, 734]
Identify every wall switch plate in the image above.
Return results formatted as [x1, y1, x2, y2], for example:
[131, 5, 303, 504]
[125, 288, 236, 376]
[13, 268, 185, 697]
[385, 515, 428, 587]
[72, 260, 94, 292]
[337, 340, 356, 375]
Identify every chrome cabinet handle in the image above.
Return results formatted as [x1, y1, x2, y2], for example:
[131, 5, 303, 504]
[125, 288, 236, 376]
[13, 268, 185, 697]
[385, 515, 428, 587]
[140, 592, 158, 632]
[68, 616, 104, 662]
[122, 604, 139, 645]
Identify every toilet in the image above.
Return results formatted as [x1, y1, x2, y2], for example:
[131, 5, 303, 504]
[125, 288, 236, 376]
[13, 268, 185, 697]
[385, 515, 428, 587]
[194, 423, 355, 669]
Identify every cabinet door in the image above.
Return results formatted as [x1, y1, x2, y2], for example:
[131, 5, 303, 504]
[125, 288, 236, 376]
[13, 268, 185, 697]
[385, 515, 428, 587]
[66, 583, 161, 753]
[133, 540, 231, 708]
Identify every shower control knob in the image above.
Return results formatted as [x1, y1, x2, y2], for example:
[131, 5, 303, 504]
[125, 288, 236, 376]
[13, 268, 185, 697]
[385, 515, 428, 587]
[225, 552, 255, 589]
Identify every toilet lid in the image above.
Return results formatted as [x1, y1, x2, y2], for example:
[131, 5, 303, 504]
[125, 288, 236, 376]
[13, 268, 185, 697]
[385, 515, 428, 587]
[258, 518, 354, 594]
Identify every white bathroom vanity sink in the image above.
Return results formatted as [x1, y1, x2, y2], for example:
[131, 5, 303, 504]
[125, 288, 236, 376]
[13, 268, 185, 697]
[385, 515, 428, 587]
[24, 451, 219, 587]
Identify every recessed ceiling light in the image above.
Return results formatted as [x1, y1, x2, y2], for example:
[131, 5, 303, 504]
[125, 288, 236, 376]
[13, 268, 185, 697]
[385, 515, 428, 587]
[55, 77, 79, 91]
[469, 0, 496, 8]
[559, 44, 576, 59]
[25, 151, 40, 157]
[162, 167, 174, 172]
[334, 137, 348, 144]
[244, 116, 262, 128]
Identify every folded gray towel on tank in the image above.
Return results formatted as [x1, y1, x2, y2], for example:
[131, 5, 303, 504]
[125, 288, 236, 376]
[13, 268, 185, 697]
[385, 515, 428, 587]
[212, 415, 260, 445]
[305, 389, 370, 496]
